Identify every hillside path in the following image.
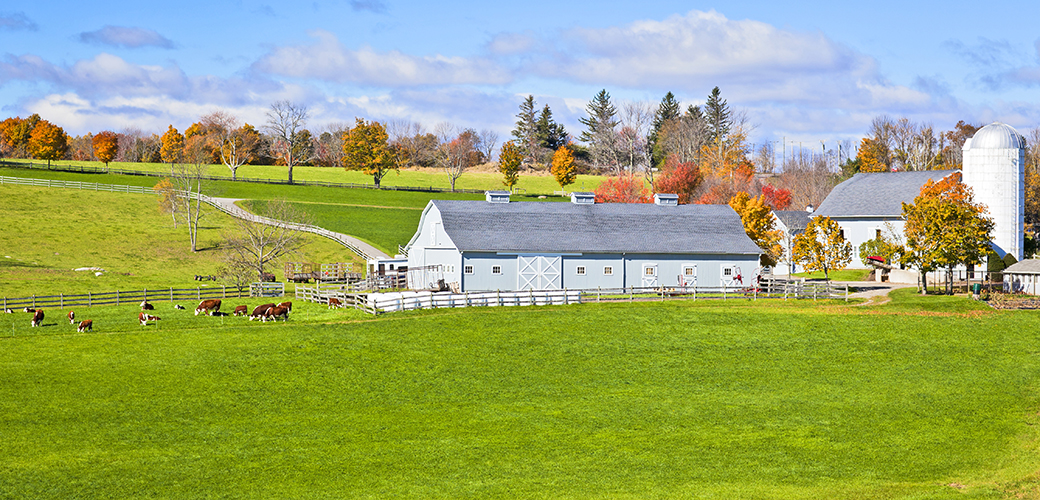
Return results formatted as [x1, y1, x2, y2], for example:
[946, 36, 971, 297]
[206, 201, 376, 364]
[834, 281, 916, 306]
[204, 196, 391, 261]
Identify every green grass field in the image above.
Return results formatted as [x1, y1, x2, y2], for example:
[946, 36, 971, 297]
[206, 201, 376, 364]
[0, 184, 361, 298]
[3, 158, 609, 194]
[1, 294, 1038, 498]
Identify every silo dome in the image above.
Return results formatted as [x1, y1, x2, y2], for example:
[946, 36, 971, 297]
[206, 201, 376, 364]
[961, 121, 1025, 261]
[963, 122, 1025, 151]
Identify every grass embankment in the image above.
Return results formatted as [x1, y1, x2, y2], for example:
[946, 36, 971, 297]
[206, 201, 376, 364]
[0, 294, 1037, 498]
[2, 158, 609, 194]
[0, 184, 358, 297]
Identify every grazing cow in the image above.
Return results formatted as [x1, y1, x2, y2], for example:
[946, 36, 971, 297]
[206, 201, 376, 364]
[173, 304, 186, 310]
[328, 297, 342, 309]
[277, 301, 292, 312]
[262, 305, 289, 322]
[249, 303, 275, 321]
[233, 305, 248, 316]
[23, 307, 36, 313]
[139, 312, 161, 326]
[68, 310, 75, 324]
[31, 309, 44, 327]
[141, 301, 154, 310]
[4, 308, 13, 313]
[195, 299, 221, 316]
[77, 319, 93, 333]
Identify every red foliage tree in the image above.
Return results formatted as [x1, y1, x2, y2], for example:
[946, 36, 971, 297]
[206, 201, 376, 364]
[761, 184, 792, 210]
[594, 175, 650, 203]
[654, 155, 702, 204]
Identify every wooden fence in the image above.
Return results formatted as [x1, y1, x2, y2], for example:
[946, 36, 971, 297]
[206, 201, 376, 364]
[2, 286, 246, 310]
[0, 175, 155, 194]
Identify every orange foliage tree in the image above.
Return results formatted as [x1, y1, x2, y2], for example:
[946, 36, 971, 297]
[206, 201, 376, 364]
[92, 131, 119, 169]
[551, 145, 577, 190]
[27, 120, 68, 166]
[857, 137, 890, 172]
[653, 155, 701, 204]
[761, 184, 792, 210]
[594, 175, 650, 203]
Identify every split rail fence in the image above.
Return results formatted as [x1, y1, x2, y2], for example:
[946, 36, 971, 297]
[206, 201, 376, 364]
[2, 286, 249, 311]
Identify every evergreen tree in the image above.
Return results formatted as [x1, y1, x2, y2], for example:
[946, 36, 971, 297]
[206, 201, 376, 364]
[704, 86, 730, 144]
[535, 104, 567, 152]
[511, 95, 539, 164]
[578, 89, 618, 144]
[650, 92, 682, 168]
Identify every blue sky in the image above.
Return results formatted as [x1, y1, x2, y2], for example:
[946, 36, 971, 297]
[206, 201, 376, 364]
[1, 0, 1038, 151]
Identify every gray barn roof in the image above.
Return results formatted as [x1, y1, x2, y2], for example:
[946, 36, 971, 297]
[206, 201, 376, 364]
[814, 170, 959, 217]
[431, 200, 762, 255]
[1004, 259, 1040, 274]
[774, 210, 811, 234]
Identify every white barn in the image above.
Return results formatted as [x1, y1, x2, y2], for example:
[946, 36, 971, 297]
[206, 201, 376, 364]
[403, 192, 762, 292]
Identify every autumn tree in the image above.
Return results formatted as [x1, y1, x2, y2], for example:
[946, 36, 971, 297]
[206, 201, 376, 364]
[792, 216, 852, 280]
[729, 192, 784, 266]
[901, 173, 994, 294]
[858, 225, 903, 266]
[551, 145, 577, 191]
[27, 120, 67, 166]
[0, 114, 40, 158]
[265, 101, 309, 184]
[343, 118, 396, 187]
[160, 125, 184, 173]
[594, 175, 650, 203]
[201, 112, 260, 180]
[1025, 127, 1040, 226]
[499, 140, 523, 190]
[761, 184, 792, 210]
[92, 131, 119, 169]
[856, 137, 890, 173]
[653, 155, 701, 204]
[438, 126, 479, 192]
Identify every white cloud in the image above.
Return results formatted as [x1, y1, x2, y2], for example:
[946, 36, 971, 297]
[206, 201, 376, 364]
[78, 26, 176, 49]
[253, 30, 512, 86]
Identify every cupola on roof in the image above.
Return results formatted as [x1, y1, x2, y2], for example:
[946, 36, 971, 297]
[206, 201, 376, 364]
[964, 122, 1025, 150]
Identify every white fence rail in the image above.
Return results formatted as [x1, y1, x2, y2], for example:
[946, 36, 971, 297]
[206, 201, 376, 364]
[0, 175, 154, 194]
[296, 285, 583, 315]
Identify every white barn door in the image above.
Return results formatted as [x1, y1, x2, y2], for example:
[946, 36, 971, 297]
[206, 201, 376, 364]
[641, 263, 658, 288]
[518, 256, 561, 290]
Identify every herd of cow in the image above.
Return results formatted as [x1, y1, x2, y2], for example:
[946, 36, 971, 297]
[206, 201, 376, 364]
[5, 298, 293, 332]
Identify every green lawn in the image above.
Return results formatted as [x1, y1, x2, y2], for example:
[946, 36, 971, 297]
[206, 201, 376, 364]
[794, 268, 873, 282]
[0, 295, 1038, 498]
[0, 184, 360, 298]
[3, 158, 608, 195]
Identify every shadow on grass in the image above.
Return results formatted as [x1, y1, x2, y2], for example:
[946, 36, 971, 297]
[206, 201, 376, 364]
[0, 260, 49, 269]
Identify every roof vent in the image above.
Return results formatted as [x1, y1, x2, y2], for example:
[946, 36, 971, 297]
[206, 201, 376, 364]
[485, 190, 511, 204]
[653, 193, 679, 206]
[806, 204, 814, 213]
[570, 192, 596, 205]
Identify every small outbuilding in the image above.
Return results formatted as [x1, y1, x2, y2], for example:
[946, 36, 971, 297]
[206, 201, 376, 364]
[1004, 259, 1040, 295]
[403, 192, 762, 292]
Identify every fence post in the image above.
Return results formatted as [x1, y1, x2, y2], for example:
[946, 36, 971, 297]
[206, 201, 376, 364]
[197, 287, 201, 300]
[170, 287, 173, 302]
[597, 286, 601, 303]
[116, 290, 119, 306]
[629, 287, 633, 302]
[88, 291, 91, 307]
[32, 295, 36, 308]
[845, 284, 849, 302]
[60, 293, 63, 309]
[223, 285, 226, 298]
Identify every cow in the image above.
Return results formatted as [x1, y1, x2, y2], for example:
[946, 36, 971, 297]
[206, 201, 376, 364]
[233, 305, 248, 316]
[277, 301, 292, 312]
[195, 299, 221, 316]
[139, 312, 161, 326]
[262, 305, 289, 322]
[68, 310, 75, 324]
[328, 297, 342, 309]
[3, 308, 13, 313]
[31, 309, 44, 327]
[141, 301, 154, 310]
[77, 319, 93, 333]
[23, 307, 36, 313]
[249, 303, 275, 321]
[173, 304, 186, 310]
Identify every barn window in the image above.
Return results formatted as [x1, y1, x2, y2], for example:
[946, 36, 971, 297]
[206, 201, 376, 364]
[644, 266, 656, 276]
[603, 266, 613, 276]
[492, 266, 502, 275]
[684, 267, 695, 276]
[724, 267, 732, 276]
[464, 265, 473, 275]
[576, 266, 586, 275]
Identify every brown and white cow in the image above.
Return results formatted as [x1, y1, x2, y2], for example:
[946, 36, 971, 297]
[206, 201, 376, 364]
[23, 307, 36, 313]
[233, 305, 248, 316]
[277, 301, 292, 312]
[139, 312, 161, 326]
[141, 301, 154, 310]
[77, 319, 93, 333]
[262, 305, 289, 322]
[328, 297, 342, 309]
[195, 299, 221, 316]
[68, 310, 75, 324]
[31, 309, 44, 327]
[249, 303, 275, 321]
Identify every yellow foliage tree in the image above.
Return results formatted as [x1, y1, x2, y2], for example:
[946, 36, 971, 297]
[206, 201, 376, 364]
[160, 125, 184, 168]
[92, 131, 119, 169]
[857, 137, 890, 173]
[498, 140, 523, 190]
[551, 145, 577, 190]
[792, 216, 852, 279]
[28, 120, 68, 166]
[342, 118, 396, 187]
[728, 192, 783, 266]
[699, 128, 750, 178]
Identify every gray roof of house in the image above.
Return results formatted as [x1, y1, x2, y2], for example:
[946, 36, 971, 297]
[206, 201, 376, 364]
[431, 200, 762, 255]
[1004, 259, 1040, 274]
[814, 170, 959, 217]
[774, 210, 811, 233]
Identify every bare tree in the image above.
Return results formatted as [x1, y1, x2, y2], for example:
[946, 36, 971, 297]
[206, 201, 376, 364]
[436, 124, 479, 191]
[168, 135, 210, 252]
[776, 150, 838, 211]
[265, 101, 309, 183]
[202, 111, 259, 181]
[314, 122, 350, 167]
[220, 200, 310, 280]
[477, 129, 498, 163]
[620, 101, 655, 187]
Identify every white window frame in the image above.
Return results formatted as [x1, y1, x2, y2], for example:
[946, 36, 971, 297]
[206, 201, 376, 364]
[644, 265, 656, 276]
[464, 265, 473, 275]
[492, 265, 502, 275]
[603, 266, 613, 276]
[576, 266, 586, 276]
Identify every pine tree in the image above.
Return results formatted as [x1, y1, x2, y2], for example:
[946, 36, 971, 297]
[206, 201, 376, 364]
[704, 86, 730, 144]
[535, 104, 567, 152]
[650, 92, 682, 168]
[579, 89, 618, 144]
[511, 95, 539, 164]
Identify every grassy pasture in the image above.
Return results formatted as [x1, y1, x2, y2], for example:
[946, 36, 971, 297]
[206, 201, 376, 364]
[0, 184, 360, 297]
[3, 158, 609, 194]
[1, 294, 1039, 498]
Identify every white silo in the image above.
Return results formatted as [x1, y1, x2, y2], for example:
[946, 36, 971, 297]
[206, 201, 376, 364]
[961, 122, 1025, 260]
